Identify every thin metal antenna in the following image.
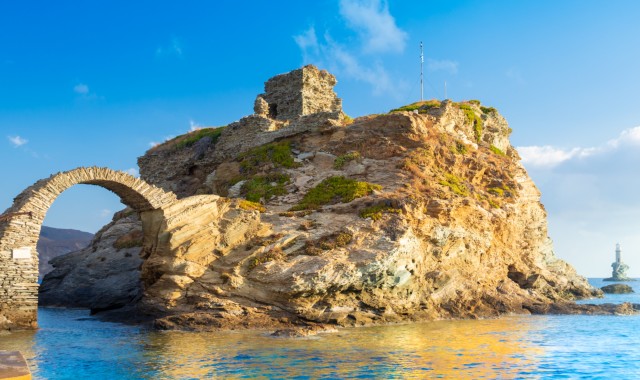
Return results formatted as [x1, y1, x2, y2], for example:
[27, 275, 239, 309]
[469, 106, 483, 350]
[444, 81, 447, 100]
[420, 41, 424, 101]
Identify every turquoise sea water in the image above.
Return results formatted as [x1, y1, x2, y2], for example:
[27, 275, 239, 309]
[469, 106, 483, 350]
[2, 278, 640, 379]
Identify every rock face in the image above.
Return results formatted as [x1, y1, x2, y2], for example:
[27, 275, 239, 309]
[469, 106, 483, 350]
[37, 226, 93, 279]
[39, 211, 144, 312]
[40, 66, 601, 330]
[601, 284, 634, 294]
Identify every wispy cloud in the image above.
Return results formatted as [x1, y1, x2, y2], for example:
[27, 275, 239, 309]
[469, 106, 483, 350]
[8, 135, 28, 147]
[156, 37, 183, 58]
[339, 0, 407, 54]
[518, 125, 640, 168]
[73, 83, 89, 95]
[73, 82, 101, 100]
[149, 135, 175, 148]
[99, 209, 112, 218]
[124, 168, 139, 177]
[189, 119, 203, 132]
[427, 59, 459, 74]
[294, 0, 407, 96]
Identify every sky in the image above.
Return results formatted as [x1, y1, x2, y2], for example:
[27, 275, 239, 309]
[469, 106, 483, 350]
[1, 0, 640, 277]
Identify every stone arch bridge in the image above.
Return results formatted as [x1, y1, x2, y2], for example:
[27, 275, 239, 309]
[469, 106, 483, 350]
[0, 167, 178, 329]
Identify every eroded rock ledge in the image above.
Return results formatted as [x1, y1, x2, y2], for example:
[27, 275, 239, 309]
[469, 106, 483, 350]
[40, 65, 603, 331]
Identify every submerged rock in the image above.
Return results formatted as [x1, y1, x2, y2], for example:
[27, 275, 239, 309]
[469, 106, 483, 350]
[601, 284, 635, 294]
[40, 65, 602, 331]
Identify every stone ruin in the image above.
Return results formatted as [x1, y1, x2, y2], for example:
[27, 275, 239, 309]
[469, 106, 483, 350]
[139, 64, 346, 196]
[254, 64, 343, 121]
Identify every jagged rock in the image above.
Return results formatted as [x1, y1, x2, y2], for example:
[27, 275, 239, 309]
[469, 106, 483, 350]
[39, 211, 144, 313]
[40, 66, 602, 331]
[601, 284, 634, 294]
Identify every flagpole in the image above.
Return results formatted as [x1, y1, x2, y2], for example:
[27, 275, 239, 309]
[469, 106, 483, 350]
[420, 41, 424, 101]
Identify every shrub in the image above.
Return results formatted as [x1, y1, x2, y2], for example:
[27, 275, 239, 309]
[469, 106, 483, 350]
[248, 247, 285, 271]
[458, 104, 483, 142]
[389, 100, 441, 113]
[175, 127, 225, 149]
[241, 173, 290, 202]
[334, 151, 361, 169]
[239, 141, 299, 173]
[238, 199, 266, 212]
[453, 141, 468, 155]
[439, 173, 469, 196]
[487, 187, 504, 196]
[291, 176, 381, 210]
[343, 114, 354, 125]
[359, 203, 402, 221]
[481, 106, 498, 114]
[468, 99, 481, 105]
[304, 232, 353, 255]
[489, 145, 506, 156]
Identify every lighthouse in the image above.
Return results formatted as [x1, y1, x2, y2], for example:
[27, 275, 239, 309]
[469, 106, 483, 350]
[604, 243, 632, 281]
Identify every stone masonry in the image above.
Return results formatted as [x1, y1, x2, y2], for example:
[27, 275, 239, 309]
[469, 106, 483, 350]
[0, 167, 177, 329]
[139, 64, 346, 195]
[257, 64, 342, 121]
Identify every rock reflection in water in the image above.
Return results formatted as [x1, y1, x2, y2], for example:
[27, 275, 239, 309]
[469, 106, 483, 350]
[0, 309, 542, 378]
[141, 317, 540, 378]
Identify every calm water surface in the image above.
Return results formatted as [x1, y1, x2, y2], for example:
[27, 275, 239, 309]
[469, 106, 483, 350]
[1, 278, 639, 379]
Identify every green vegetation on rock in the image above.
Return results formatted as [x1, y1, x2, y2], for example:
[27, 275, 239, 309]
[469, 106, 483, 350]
[248, 248, 284, 271]
[359, 203, 402, 221]
[451, 141, 468, 155]
[480, 106, 497, 114]
[458, 104, 483, 142]
[239, 141, 299, 173]
[334, 151, 361, 169]
[238, 199, 266, 213]
[439, 173, 469, 196]
[176, 127, 225, 149]
[304, 232, 353, 255]
[390, 100, 441, 113]
[241, 173, 290, 203]
[292, 176, 381, 210]
[489, 145, 506, 156]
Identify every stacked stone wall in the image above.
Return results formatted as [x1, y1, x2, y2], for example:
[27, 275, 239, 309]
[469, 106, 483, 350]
[0, 167, 177, 329]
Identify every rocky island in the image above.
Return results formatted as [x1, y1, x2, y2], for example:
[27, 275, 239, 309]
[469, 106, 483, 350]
[38, 65, 608, 331]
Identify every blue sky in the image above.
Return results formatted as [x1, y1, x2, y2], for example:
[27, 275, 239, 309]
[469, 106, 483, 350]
[2, 0, 640, 277]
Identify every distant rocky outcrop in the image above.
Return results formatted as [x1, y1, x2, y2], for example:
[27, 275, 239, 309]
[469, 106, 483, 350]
[601, 284, 634, 294]
[37, 226, 93, 279]
[40, 65, 603, 330]
[39, 211, 144, 313]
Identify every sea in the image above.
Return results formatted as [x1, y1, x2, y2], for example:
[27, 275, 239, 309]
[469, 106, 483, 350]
[2, 278, 640, 379]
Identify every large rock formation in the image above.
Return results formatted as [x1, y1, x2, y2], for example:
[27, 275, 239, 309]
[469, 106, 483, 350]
[40, 66, 602, 330]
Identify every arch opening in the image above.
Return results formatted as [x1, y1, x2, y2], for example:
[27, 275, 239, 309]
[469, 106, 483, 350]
[0, 167, 176, 330]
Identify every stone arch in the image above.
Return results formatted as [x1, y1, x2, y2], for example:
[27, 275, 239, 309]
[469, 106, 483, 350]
[0, 167, 177, 330]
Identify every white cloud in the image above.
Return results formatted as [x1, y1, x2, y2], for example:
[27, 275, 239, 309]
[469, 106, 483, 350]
[124, 168, 139, 177]
[8, 135, 28, 147]
[517, 146, 588, 168]
[189, 120, 203, 132]
[339, 0, 407, 54]
[427, 59, 459, 74]
[73, 83, 89, 95]
[293, 26, 319, 61]
[99, 209, 112, 218]
[294, 2, 408, 97]
[518, 125, 640, 168]
[156, 37, 183, 58]
[607, 126, 640, 148]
